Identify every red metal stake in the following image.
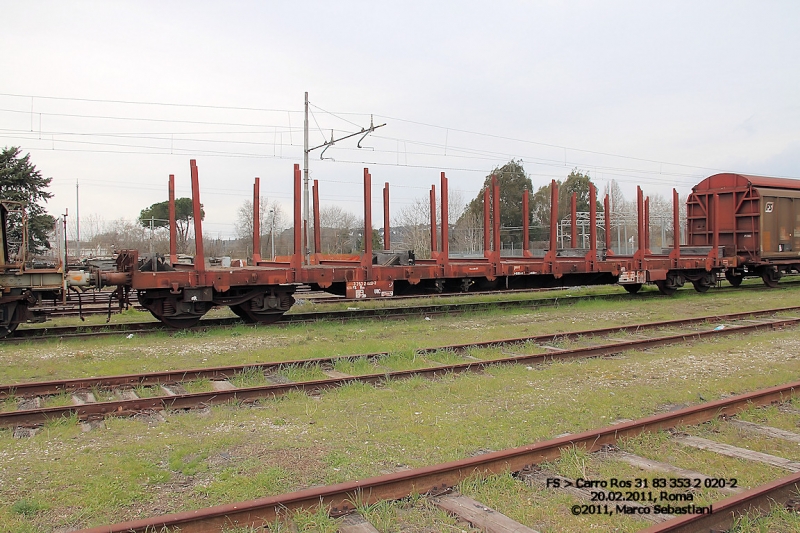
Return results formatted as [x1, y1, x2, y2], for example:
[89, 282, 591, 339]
[313, 180, 320, 255]
[492, 176, 501, 263]
[670, 188, 681, 263]
[673, 189, 680, 252]
[483, 186, 491, 258]
[363, 168, 373, 278]
[587, 183, 597, 260]
[637, 186, 645, 254]
[168, 174, 177, 265]
[549, 179, 558, 254]
[430, 185, 438, 254]
[252, 177, 261, 263]
[293, 164, 302, 271]
[189, 160, 205, 275]
[383, 182, 390, 251]
[604, 193, 612, 255]
[644, 196, 650, 252]
[440, 172, 449, 266]
[522, 188, 530, 257]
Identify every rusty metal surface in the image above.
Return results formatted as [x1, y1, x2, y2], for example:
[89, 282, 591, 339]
[168, 174, 177, 264]
[252, 177, 261, 263]
[99, 161, 800, 334]
[693, 173, 800, 192]
[13, 162, 782, 333]
[637, 471, 800, 533]
[74, 381, 800, 533]
[190, 160, 205, 273]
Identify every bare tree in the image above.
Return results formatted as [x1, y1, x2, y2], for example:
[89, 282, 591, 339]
[235, 197, 284, 259]
[319, 205, 358, 254]
[394, 196, 431, 258]
[452, 207, 483, 254]
[393, 188, 469, 258]
[87, 219, 160, 255]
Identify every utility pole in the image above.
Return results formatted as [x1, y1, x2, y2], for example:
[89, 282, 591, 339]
[76, 180, 80, 260]
[302, 92, 386, 265]
[63, 209, 68, 268]
[303, 92, 310, 264]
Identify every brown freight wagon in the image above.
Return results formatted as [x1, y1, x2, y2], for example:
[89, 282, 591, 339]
[687, 173, 800, 287]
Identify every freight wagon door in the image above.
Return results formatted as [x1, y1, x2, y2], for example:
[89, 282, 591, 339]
[795, 200, 800, 253]
[778, 197, 793, 252]
[716, 192, 735, 250]
[761, 195, 777, 254]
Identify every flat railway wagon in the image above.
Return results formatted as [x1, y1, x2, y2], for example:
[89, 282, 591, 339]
[688, 173, 800, 288]
[0, 201, 128, 337]
[115, 160, 738, 329]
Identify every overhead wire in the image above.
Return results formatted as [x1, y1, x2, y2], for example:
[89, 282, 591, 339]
[0, 107, 295, 129]
[0, 92, 302, 114]
[3, 119, 709, 185]
[3, 93, 795, 187]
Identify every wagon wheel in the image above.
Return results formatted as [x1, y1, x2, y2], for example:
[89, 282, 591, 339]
[229, 304, 255, 322]
[143, 295, 206, 329]
[230, 291, 294, 325]
[724, 270, 743, 287]
[692, 280, 711, 293]
[230, 304, 285, 325]
[0, 304, 20, 339]
[155, 314, 203, 329]
[655, 280, 677, 296]
[692, 272, 715, 293]
[623, 283, 642, 294]
[761, 269, 781, 288]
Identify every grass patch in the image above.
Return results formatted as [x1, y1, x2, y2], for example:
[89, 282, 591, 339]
[279, 363, 327, 382]
[11, 499, 47, 517]
[230, 367, 269, 388]
[730, 503, 800, 532]
[332, 356, 379, 376]
[182, 378, 213, 394]
[40, 391, 73, 408]
[133, 385, 160, 398]
[168, 446, 209, 476]
[5, 286, 800, 530]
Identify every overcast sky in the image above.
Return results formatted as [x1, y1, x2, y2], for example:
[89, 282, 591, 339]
[2, 1, 798, 239]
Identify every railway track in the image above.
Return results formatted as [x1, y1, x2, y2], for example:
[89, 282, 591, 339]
[32, 278, 800, 319]
[11, 281, 798, 342]
[5, 306, 798, 429]
[72, 381, 800, 533]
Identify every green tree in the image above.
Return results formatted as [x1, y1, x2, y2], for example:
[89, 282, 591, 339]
[0, 147, 55, 255]
[529, 168, 601, 241]
[462, 159, 533, 244]
[138, 198, 204, 253]
[355, 227, 382, 253]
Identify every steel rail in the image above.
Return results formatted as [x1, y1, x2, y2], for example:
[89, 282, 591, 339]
[4, 314, 798, 428]
[74, 380, 800, 533]
[40, 278, 800, 318]
[638, 471, 800, 533]
[3, 306, 799, 399]
[7, 290, 660, 341]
